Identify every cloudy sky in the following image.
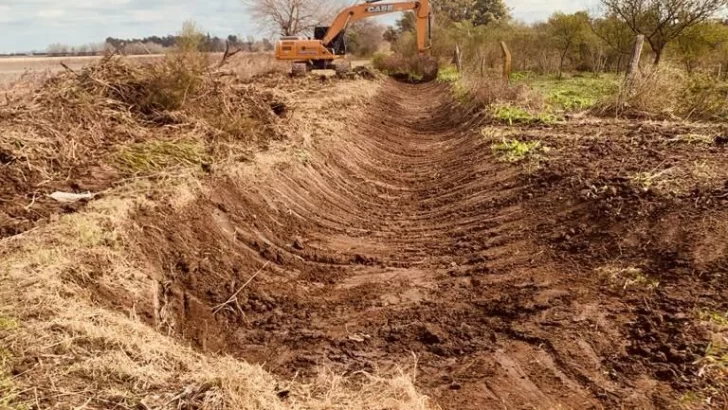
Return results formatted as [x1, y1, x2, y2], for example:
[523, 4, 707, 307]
[0, 0, 598, 53]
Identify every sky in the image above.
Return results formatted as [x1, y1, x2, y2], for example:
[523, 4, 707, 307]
[0, 0, 598, 53]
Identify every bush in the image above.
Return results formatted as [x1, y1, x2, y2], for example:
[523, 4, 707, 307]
[372, 53, 438, 82]
[680, 75, 728, 120]
[594, 68, 728, 120]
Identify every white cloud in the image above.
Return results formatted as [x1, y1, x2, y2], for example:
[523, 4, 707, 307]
[37, 9, 66, 19]
[509, 0, 599, 21]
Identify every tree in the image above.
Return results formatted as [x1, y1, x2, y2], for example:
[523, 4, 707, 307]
[382, 12, 416, 43]
[347, 20, 386, 57]
[591, 14, 635, 71]
[47, 43, 70, 55]
[472, 0, 510, 25]
[675, 20, 728, 72]
[600, 0, 728, 65]
[433, 0, 509, 25]
[243, 0, 342, 37]
[547, 12, 591, 77]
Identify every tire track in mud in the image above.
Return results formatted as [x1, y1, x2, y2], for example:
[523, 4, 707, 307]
[135, 81, 675, 409]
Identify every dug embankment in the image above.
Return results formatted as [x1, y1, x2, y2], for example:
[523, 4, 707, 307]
[2, 72, 728, 409]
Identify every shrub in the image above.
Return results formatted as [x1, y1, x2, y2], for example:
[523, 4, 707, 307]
[680, 75, 728, 120]
[372, 53, 438, 82]
[594, 68, 728, 121]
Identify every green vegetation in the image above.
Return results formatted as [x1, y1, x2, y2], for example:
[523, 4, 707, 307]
[116, 140, 209, 174]
[492, 104, 558, 125]
[0, 314, 18, 331]
[491, 138, 549, 163]
[525, 75, 618, 111]
[699, 311, 728, 327]
[437, 65, 460, 83]
[701, 341, 728, 370]
[598, 266, 660, 291]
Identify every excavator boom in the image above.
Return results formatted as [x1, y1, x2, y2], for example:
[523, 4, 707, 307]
[275, 0, 431, 70]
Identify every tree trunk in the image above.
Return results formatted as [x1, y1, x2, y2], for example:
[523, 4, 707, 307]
[653, 48, 662, 66]
[616, 54, 623, 74]
[558, 48, 569, 79]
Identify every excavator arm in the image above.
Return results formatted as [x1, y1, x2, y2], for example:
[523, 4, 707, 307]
[322, 0, 431, 53]
[275, 0, 432, 68]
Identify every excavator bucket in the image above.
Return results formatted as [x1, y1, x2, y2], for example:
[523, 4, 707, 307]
[418, 56, 439, 82]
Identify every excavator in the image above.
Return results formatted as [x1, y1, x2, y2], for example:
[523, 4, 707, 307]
[274, 0, 433, 74]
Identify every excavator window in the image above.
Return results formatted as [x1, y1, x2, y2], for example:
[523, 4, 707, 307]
[314, 27, 328, 40]
[315, 26, 347, 55]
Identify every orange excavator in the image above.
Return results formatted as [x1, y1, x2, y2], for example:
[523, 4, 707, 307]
[275, 0, 432, 73]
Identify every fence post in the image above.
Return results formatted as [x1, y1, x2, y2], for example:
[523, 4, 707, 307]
[625, 34, 645, 93]
[453, 44, 463, 73]
[500, 41, 512, 85]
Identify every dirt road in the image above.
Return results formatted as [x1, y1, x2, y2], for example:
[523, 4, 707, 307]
[128, 80, 728, 409]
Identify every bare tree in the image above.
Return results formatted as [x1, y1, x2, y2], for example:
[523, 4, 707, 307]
[243, 0, 342, 37]
[601, 0, 728, 65]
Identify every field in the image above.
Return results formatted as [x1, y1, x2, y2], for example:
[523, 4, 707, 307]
[0, 53, 286, 89]
[1, 53, 727, 410]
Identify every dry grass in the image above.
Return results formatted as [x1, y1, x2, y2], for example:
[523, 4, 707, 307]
[221, 52, 288, 80]
[593, 67, 728, 121]
[0, 201, 433, 409]
[627, 160, 723, 196]
[0, 53, 288, 188]
[0, 53, 432, 410]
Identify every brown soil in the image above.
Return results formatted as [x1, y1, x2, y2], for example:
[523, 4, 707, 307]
[112, 81, 726, 408]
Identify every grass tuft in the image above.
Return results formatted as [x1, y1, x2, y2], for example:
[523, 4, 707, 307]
[116, 140, 209, 174]
[0, 314, 18, 331]
[699, 311, 728, 328]
[437, 65, 460, 83]
[491, 104, 557, 125]
[491, 138, 550, 165]
[597, 266, 660, 291]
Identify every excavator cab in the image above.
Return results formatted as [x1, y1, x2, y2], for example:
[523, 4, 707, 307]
[314, 26, 347, 56]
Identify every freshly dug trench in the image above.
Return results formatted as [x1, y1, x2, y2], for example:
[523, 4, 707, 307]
[129, 80, 728, 409]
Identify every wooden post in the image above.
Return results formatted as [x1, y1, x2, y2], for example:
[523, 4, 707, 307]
[500, 41, 512, 85]
[453, 45, 463, 73]
[625, 34, 645, 93]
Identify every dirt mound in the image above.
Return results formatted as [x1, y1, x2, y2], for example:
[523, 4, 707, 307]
[0, 55, 341, 239]
[116, 81, 728, 409]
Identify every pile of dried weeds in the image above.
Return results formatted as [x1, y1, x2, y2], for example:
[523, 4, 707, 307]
[0, 53, 293, 238]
